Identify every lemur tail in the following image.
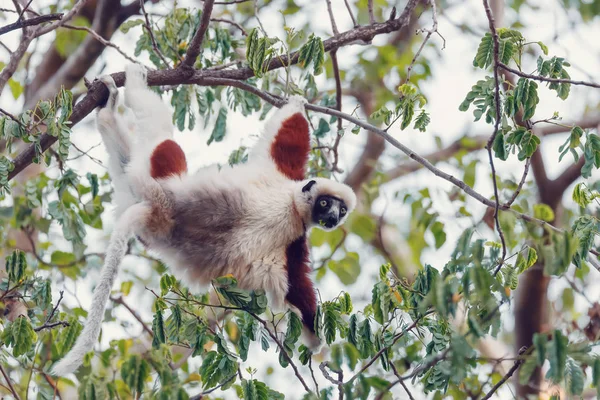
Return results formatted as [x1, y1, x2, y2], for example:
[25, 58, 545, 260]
[51, 203, 149, 376]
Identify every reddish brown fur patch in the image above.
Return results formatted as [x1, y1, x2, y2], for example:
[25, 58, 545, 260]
[285, 234, 317, 332]
[150, 140, 187, 179]
[270, 113, 309, 181]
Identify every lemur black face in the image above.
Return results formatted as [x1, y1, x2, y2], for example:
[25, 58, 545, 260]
[312, 195, 348, 229]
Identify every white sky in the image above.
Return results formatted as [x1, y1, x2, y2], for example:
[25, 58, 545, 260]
[2, 0, 600, 398]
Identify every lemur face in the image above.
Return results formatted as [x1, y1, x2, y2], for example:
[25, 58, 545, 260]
[312, 195, 348, 229]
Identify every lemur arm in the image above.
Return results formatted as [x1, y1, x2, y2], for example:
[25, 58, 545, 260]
[285, 234, 319, 338]
[249, 96, 310, 181]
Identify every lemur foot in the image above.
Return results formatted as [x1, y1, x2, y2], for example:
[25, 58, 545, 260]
[98, 75, 119, 110]
[279, 95, 307, 116]
[125, 64, 148, 89]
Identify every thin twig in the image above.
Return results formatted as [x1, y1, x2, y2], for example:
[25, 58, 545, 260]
[0, 364, 20, 400]
[308, 358, 320, 393]
[499, 62, 600, 89]
[62, 23, 141, 65]
[483, 0, 508, 275]
[34, 321, 70, 332]
[343, 0, 358, 27]
[367, 0, 375, 24]
[35, 0, 93, 36]
[249, 311, 313, 394]
[139, 0, 170, 67]
[505, 157, 531, 207]
[111, 296, 154, 337]
[325, 0, 343, 172]
[210, 18, 247, 35]
[319, 362, 344, 399]
[406, 0, 445, 80]
[480, 347, 528, 400]
[0, 107, 23, 126]
[347, 314, 426, 384]
[0, 13, 63, 36]
[182, 0, 215, 67]
[325, 0, 339, 35]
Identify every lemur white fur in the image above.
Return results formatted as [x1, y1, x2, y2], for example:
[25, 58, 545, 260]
[52, 64, 356, 376]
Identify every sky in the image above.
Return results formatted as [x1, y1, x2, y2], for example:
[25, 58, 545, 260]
[2, 0, 600, 398]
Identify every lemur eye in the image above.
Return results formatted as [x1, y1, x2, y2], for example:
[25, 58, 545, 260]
[340, 207, 347, 215]
[320, 200, 328, 207]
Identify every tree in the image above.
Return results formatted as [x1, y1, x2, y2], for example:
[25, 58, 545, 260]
[0, 0, 600, 398]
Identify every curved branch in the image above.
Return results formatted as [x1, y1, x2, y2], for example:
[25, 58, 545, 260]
[0, 13, 63, 36]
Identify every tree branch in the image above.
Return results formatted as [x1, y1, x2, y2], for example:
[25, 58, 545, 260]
[182, 0, 215, 67]
[499, 62, 600, 89]
[0, 13, 63, 36]
[483, 0, 507, 271]
[480, 347, 528, 400]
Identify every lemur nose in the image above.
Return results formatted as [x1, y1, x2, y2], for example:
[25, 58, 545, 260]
[327, 215, 338, 226]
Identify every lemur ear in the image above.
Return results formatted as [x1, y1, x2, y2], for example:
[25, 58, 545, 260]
[302, 180, 316, 193]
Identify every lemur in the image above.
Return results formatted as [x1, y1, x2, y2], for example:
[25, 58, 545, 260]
[52, 64, 356, 375]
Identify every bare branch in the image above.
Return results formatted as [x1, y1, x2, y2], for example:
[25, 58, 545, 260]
[0, 364, 20, 400]
[481, 347, 528, 400]
[505, 157, 531, 207]
[111, 296, 154, 337]
[35, 0, 94, 36]
[62, 23, 141, 65]
[384, 135, 488, 181]
[344, 0, 358, 27]
[325, 0, 339, 35]
[406, 0, 444, 80]
[325, 0, 343, 172]
[0, 13, 62, 36]
[210, 18, 247, 36]
[139, 0, 170, 67]
[483, 0, 507, 273]
[0, 31, 34, 95]
[499, 62, 600, 89]
[367, 0, 375, 24]
[182, 0, 215, 67]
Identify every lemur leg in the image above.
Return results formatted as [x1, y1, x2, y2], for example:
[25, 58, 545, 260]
[121, 64, 186, 204]
[97, 75, 136, 216]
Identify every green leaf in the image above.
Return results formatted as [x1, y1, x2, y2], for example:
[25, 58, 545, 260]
[413, 110, 430, 132]
[515, 247, 538, 274]
[492, 132, 508, 161]
[120, 19, 144, 33]
[121, 355, 150, 395]
[498, 38, 516, 65]
[533, 333, 547, 366]
[565, 359, 584, 395]
[5, 250, 26, 283]
[593, 358, 600, 397]
[473, 33, 494, 69]
[328, 252, 360, 285]
[546, 330, 568, 382]
[298, 34, 325, 75]
[207, 107, 227, 145]
[533, 204, 555, 222]
[32, 279, 52, 309]
[10, 316, 37, 356]
[313, 118, 331, 138]
[323, 304, 338, 345]
[152, 309, 166, 348]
